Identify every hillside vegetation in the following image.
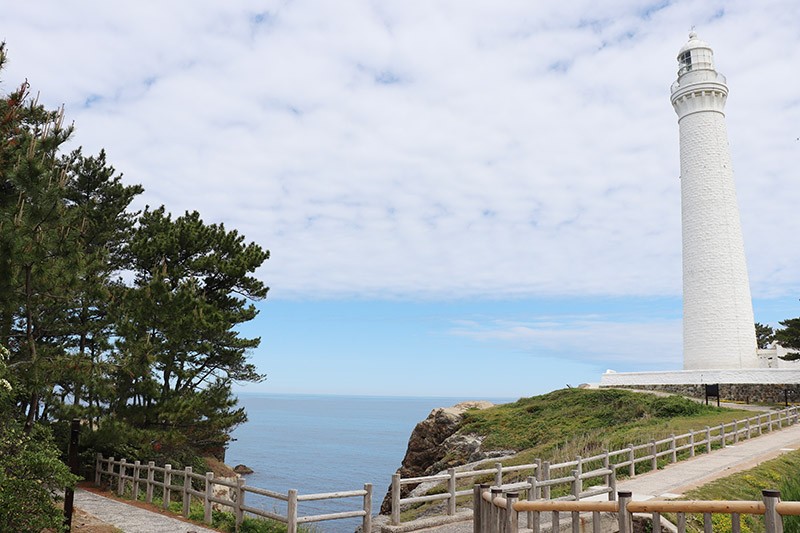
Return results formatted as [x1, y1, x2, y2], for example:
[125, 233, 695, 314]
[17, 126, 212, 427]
[459, 388, 752, 464]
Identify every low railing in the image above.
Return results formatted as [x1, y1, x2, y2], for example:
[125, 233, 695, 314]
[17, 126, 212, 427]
[476, 488, 800, 533]
[94, 453, 372, 533]
[390, 405, 800, 525]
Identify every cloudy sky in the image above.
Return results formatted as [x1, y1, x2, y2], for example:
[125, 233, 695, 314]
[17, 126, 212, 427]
[2, 1, 799, 398]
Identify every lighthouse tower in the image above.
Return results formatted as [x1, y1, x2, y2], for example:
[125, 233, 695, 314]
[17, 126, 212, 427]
[670, 33, 758, 370]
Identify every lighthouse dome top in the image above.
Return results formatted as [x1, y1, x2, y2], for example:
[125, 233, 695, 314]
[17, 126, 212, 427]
[676, 32, 716, 77]
[678, 32, 712, 55]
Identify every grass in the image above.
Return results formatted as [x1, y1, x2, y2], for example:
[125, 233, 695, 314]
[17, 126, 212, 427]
[660, 449, 800, 532]
[460, 388, 751, 464]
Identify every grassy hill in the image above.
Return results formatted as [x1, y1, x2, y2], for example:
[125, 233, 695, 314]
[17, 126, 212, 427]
[458, 388, 752, 465]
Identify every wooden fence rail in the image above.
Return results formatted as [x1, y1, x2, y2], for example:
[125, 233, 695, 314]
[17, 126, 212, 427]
[476, 488, 800, 533]
[94, 453, 372, 533]
[390, 405, 800, 525]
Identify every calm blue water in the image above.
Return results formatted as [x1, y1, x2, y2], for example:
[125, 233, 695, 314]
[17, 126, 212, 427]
[226, 393, 512, 532]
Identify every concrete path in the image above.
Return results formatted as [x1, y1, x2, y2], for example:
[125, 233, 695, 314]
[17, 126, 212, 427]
[612, 422, 800, 500]
[74, 488, 219, 533]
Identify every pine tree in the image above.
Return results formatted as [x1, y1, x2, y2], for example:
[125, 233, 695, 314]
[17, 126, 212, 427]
[777, 318, 800, 361]
[114, 207, 269, 454]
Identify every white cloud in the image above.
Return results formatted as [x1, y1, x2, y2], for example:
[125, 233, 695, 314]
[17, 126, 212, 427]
[2, 0, 798, 300]
[449, 315, 682, 366]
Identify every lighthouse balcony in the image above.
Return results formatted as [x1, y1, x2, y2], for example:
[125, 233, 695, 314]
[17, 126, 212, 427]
[670, 70, 726, 94]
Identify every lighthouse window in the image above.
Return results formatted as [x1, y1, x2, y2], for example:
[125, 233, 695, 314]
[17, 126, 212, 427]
[679, 50, 692, 72]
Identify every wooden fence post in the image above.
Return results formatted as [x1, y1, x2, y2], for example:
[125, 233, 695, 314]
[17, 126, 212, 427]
[448, 468, 457, 515]
[95, 453, 103, 486]
[526, 476, 536, 528]
[183, 466, 192, 517]
[670, 434, 677, 463]
[778, 410, 783, 429]
[132, 460, 141, 501]
[618, 491, 632, 533]
[117, 458, 126, 496]
[627, 444, 635, 477]
[287, 489, 298, 533]
[763, 489, 783, 533]
[733, 420, 739, 443]
[650, 441, 657, 471]
[480, 484, 491, 533]
[602, 450, 610, 493]
[720, 423, 726, 448]
[473, 485, 483, 533]
[235, 476, 245, 528]
[490, 488, 502, 533]
[705, 427, 711, 454]
[146, 462, 155, 503]
[506, 492, 518, 533]
[758, 414, 763, 435]
[495, 462, 503, 487]
[609, 468, 617, 501]
[363, 483, 373, 533]
[746, 418, 752, 439]
[689, 431, 695, 457]
[204, 472, 214, 524]
[542, 462, 551, 500]
[571, 470, 581, 501]
[163, 464, 172, 510]
[769, 412, 774, 432]
[391, 473, 401, 525]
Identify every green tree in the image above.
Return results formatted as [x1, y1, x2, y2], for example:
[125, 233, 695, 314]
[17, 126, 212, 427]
[113, 207, 269, 454]
[2, 42, 269, 463]
[755, 322, 775, 349]
[0, 344, 78, 533]
[42, 148, 143, 428]
[777, 318, 800, 361]
[0, 43, 77, 433]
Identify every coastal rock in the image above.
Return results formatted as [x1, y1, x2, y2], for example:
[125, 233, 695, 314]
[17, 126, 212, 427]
[379, 400, 493, 515]
[204, 457, 242, 510]
[233, 464, 254, 475]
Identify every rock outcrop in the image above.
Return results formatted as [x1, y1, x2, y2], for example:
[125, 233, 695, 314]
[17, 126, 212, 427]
[379, 400, 494, 515]
[233, 464, 254, 475]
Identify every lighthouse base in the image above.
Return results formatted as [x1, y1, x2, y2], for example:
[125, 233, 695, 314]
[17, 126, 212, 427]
[599, 369, 800, 404]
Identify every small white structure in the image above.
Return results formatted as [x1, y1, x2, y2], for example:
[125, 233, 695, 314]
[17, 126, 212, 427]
[670, 32, 758, 370]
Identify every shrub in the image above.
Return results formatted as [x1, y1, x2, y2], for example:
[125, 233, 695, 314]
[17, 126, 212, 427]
[0, 423, 79, 532]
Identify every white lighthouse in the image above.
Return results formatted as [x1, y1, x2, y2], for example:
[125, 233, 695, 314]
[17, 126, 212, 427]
[670, 32, 758, 370]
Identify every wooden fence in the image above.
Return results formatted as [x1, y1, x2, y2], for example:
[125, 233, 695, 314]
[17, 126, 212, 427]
[94, 454, 372, 533]
[389, 405, 800, 525]
[476, 488, 800, 533]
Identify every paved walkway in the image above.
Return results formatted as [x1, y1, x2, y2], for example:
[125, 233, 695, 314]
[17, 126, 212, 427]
[74, 488, 219, 533]
[612, 422, 800, 500]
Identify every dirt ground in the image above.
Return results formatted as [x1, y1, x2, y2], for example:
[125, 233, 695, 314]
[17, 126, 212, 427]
[68, 507, 122, 533]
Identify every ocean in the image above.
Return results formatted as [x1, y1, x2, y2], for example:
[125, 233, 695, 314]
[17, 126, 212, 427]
[226, 393, 513, 532]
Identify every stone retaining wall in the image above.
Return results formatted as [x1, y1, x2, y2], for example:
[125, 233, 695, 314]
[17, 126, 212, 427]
[607, 383, 800, 404]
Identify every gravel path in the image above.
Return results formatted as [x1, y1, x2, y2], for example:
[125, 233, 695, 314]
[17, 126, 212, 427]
[74, 488, 219, 533]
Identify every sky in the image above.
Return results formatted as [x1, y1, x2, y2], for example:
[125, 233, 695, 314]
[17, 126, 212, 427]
[2, 1, 799, 399]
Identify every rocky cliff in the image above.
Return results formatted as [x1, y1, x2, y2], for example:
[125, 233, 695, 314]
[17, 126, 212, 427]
[379, 400, 496, 515]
